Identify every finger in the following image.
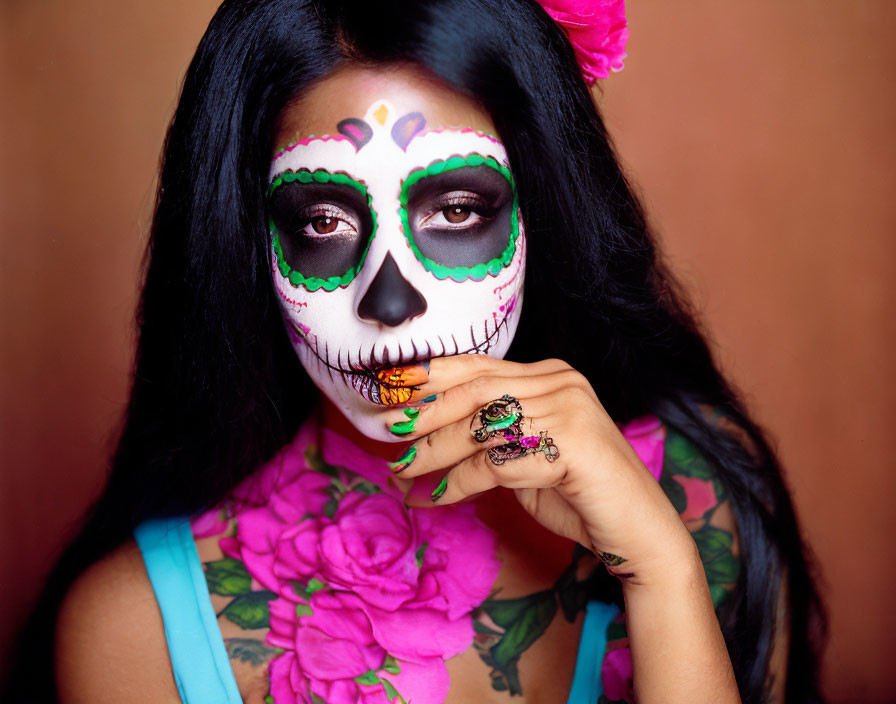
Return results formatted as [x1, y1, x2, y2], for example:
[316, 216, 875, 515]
[409, 442, 566, 506]
[408, 355, 572, 400]
[385, 368, 583, 438]
[393, 398, 561, 478]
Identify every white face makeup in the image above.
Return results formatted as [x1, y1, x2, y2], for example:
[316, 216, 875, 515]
[268, 99, 526, 441]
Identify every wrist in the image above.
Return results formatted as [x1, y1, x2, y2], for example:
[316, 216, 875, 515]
[595, 530, 703, 592]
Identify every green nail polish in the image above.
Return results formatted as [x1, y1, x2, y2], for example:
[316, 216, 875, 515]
[390, 417, 417, 435]
[389, 445, 417, 473]
[404, 407, 420, 419]
[431, 476, 448, 502]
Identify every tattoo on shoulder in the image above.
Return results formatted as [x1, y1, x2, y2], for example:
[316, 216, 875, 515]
[203, 555, 278, 630]
[224, 637, 283, 666]
[659, 427, 740, 606]
[472, 549, 601, 696]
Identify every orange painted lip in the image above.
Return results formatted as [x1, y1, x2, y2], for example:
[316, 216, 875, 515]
[375, 363, 430, 388]
[344, 362, 430, 406]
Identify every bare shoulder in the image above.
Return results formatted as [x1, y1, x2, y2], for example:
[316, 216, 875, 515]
[55, 539, 180, 703]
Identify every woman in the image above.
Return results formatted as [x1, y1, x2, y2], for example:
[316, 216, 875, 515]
[5, 0, 824, 702]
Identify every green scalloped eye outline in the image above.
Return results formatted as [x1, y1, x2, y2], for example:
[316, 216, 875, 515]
[268, 169, 377, 292]
[398, 154, 520, 282]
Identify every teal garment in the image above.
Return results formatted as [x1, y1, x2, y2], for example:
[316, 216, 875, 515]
[134, 518, 243, 704]
[135, 516, 620, 704]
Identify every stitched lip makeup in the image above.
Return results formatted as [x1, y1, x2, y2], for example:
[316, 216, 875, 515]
[349, 366, 425, 406]
[286, 299, 518, 407]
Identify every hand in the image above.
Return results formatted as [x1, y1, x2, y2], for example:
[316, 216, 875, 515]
[386, 355, 697, 583]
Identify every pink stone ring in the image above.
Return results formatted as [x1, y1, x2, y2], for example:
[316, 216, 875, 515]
[487, 429, 560, 465]
[472, 395, 561, 464]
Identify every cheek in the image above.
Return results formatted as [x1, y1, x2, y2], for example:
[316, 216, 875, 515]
[272, 261, 358, 350]
[491, 225, 526, 316]
[403, 225, 525, 354]
[273, 283, 313, 346]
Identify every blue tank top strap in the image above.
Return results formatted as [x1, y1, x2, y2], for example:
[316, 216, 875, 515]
[134, 517, 242, 704]
[566, 600, 620, 704]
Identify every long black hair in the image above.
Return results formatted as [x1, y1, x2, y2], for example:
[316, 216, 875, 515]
[5, 1, 825, 701]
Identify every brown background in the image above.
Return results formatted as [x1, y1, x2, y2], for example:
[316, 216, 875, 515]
[1, 1, 894, 700]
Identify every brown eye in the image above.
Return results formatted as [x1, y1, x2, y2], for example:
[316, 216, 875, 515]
[312, 216, 338, 234]
[442, 206, 471, 224]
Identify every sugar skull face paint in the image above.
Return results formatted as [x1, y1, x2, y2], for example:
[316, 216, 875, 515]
[269, 67, 526, 441]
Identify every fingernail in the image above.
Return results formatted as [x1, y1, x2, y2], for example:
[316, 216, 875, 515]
[389, 445, 417, 473]
[389, 417, 417, 436]
[389, 407, 423, 435]
[421, 394, 437, 403]
[430, 476, 448, 502]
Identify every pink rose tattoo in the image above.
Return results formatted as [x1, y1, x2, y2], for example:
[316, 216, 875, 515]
[196, 419, 501, 704]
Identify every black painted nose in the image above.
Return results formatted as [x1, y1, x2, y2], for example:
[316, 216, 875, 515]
[357, 253, 427, 327]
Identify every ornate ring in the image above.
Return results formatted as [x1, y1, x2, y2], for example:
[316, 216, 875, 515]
[470, 394, 524, 443]
[486, 430, 560, 465]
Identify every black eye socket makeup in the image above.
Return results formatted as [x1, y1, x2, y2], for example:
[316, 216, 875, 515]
[400, 158, 518, 278]
[268, 171, 376, 290]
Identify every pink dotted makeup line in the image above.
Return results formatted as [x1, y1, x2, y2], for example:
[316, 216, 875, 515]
[493, 235, 526, 300]
[272, 134, 351, 161]
[274, 285, 309, 310]
[273, 126, 502, 162]
[497, 294, 518, 316]
[414, 126, 504, 147]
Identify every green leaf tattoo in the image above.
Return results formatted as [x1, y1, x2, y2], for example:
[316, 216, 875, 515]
[473, 553, 599, 695]
[661, 426, 741, 608]
[484, 590, 558, 694]
[204, 555, 279, 630]
[224, 637, 283, 666]
[663, 430, 717, 479]
[415, 542, 428, 568]
[353, 665, 408, 704]
[351, 480, 381, 496]
[692, 525, 740, 604]
[658, 468, 688, 514]
[382, 654, 401, 675]
[305, 446, 342, 478]
[219, 589, 278, 629]
[204, 556, 252, 596]
[663, 428, 726, 503]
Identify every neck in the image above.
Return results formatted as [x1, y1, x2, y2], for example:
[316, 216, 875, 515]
[320, 397, 410, 461]
[318, 397, 575, 567]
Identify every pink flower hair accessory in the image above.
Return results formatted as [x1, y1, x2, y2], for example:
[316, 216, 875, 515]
[536, 0, 629, 84]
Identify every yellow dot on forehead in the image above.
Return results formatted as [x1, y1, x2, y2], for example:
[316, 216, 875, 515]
[373, 104, 389, 126]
